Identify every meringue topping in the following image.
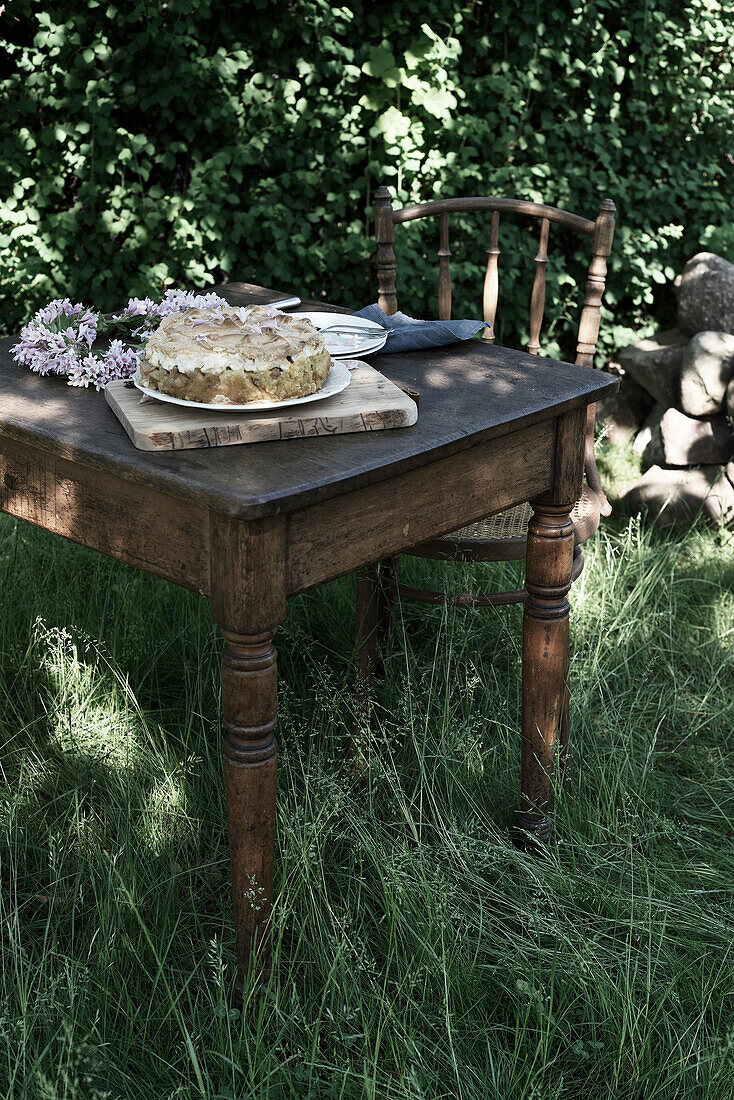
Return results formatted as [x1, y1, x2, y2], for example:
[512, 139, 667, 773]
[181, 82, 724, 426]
[142, 305, 326, 375]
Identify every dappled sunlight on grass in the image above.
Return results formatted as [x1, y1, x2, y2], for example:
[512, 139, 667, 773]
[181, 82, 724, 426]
[1, 504, 733, 1097]
[30, 617, 148, 773]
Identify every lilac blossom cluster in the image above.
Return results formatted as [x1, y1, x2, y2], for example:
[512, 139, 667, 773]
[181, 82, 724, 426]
[12, 289, 230, 391]
[12, 299, 99, 378]
[66, 341, 142, 390]
[109, 289, 229, 340]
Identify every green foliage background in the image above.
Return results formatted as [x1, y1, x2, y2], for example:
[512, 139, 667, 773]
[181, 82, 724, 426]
[2, 0, 732, 356]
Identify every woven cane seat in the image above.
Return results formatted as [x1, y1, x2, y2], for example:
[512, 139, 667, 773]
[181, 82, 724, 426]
[451, 501, 534, 542]
[407, 484, 602, 563]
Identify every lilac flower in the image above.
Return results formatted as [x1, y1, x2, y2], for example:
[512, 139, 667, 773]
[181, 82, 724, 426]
[108, 297, 162, 339]
[14, 289, 228, 393]
[156, 289, 228, 319]
[104, 340, 141, 379]
[120, 297, 156, 317]
[106, 289, 229, 342]
[12, 300, 100, 376]
[66, 353, 107, 390]
[67, 341, 141, 391]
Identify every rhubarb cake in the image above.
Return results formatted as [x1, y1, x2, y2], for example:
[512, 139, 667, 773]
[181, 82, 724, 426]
[139, 304, 333, 404]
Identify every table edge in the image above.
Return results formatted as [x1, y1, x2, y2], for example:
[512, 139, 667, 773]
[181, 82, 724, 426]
[0, 378, 617, 519]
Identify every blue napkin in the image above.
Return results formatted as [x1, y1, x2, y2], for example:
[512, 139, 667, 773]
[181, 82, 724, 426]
[352, 304, 487, 353]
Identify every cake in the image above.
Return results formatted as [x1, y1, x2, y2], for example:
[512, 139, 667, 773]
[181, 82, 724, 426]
[139, 304, 333, 404]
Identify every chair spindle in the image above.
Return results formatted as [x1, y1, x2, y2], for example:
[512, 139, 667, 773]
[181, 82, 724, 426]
[374, 185, 398, 316]
[438, 213, 452, 320]
[575, 198, 616, 368]
[483, 212, 500, 342]
[575, 198, 616, 518]
[527, 218, 550, 356]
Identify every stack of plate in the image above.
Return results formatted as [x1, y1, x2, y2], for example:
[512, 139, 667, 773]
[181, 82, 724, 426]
[293, 312, 388, 359]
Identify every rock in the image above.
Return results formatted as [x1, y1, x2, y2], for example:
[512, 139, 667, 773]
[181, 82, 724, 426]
[677, 253, 734, 336]
[617, 366, 656, 419]
[641, 432, 664, 471]
[679, 331, 734, 415]
[596, 363, 654, 445]
[633, 403, 665, 456]
[620, 465, 734, 529]
[617, 329, 688, 406]
[642, 407, 734, 470]
[597, 391, 647, 446]
[725, 376, 734, 424]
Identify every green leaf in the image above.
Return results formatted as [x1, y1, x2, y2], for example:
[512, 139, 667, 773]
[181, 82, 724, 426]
[362, 46, 401, 87]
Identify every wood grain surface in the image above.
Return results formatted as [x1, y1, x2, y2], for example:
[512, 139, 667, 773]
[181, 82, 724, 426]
[286, 418, 554, 593]
[105, 364, 417, 451]
[0, 283, 617, 518]
[0, 434, 210, 593]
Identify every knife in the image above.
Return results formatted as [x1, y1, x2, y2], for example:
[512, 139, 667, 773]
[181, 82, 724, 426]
[268, 296, 302, 310]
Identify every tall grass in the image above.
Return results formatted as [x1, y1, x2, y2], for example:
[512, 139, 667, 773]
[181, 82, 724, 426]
[0, 495, 733, 1098]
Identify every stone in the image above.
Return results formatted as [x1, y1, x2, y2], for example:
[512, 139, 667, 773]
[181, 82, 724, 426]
[617, 329, 688, 406]
[725, 376, 734, 424]
[640, 425, 664, 470]
[595, 362, 654, 446]
[677, 252, 734, 336]
[641, 406, 734, 470]
[633, 403, 665, 457]
[596, 390, 646, 446]
[679, 331, 734, 416]
[620, 465, 734, 529]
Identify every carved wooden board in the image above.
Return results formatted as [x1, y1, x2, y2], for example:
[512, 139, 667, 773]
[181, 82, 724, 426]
[105, 362, 418, 451]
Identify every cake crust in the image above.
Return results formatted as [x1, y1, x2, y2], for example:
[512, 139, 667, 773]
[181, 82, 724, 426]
[139, 305, 333, 404]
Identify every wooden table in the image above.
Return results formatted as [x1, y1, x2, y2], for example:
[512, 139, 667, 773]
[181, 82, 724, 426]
[0, 283, 617, 998]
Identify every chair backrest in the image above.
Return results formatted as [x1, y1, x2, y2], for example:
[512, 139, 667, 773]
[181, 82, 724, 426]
[374, 188, 616, 369]
[374, 187, 616, 513]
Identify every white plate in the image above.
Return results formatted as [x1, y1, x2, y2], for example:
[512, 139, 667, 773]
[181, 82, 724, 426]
[293, 311, 388, 358]
[132, 360, 351, 412]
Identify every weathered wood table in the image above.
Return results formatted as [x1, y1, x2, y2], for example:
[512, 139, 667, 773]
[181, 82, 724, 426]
[0, 283, 617, 997]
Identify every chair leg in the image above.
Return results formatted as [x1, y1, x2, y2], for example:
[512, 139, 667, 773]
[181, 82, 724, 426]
[350, 564, 382, 766]
[350, 559, 400, 766]
[379, 556, 399, 654]
[558, 678, 570, 779]
[559, 544, 583, 780]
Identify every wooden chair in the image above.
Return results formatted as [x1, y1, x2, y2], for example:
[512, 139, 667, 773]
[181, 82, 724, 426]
[354, 186, 616, 769]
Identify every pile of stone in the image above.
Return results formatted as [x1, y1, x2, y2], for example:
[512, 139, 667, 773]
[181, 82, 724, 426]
[599, 252, 734, 528]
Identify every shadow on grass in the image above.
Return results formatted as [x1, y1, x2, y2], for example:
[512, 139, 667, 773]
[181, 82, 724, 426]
[1, 509, 734, 1099]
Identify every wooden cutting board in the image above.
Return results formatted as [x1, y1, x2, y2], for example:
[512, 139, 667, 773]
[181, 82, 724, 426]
[106, 362, 418, 451]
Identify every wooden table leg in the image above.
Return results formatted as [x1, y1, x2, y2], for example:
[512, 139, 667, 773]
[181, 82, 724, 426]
[221, 628, 278, 1003]
[515, 407, 584, 846]
[210, 514, 286, 1003]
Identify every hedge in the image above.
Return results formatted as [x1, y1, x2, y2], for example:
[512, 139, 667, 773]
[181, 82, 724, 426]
[2, 0, 732, 359]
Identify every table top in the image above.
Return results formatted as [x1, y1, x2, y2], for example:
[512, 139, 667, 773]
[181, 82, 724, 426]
[0, 283, 617, 519]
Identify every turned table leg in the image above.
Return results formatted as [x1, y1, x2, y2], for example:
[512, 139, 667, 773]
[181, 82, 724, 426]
[516, 407, 584, 845]
[222, 628, 278, 1001]
[210, 514, 286, 1003]
[516, 502, 574, 843]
